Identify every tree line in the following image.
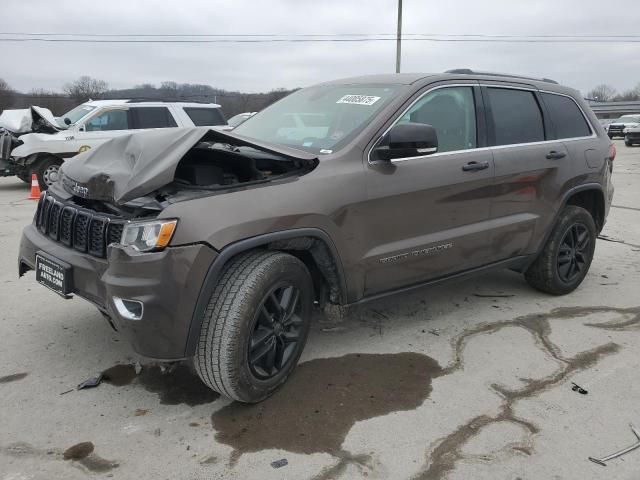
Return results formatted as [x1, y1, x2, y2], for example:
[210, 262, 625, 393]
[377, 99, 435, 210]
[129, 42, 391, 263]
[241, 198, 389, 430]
[3, 76, 639, 118]
[0, 76, 296, 119]
[585, 83, 640, 102]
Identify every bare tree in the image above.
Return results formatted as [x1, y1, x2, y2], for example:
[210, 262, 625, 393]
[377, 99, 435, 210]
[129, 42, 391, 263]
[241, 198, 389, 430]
[586, 84, 617, 102]
[63, 76, 109, 102]
[25, 89, 75, 115]
[158, 81, 181, 100]
[0, 78, 16, 113]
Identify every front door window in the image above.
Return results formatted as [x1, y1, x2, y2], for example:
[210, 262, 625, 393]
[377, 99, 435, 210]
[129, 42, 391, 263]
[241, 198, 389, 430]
[84, 110, 129, 132]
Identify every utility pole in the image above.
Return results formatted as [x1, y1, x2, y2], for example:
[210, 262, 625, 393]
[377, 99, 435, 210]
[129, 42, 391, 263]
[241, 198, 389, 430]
[395, 0, 403, 73]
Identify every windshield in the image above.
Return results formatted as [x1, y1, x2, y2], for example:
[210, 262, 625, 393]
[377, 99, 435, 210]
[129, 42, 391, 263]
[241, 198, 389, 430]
[616, 115, 640, 123]
[233, 84, 404, 153]
[61, 104, 97, 125]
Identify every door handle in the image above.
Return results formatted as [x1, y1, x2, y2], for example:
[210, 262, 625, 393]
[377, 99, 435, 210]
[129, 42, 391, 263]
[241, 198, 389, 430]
[462, 161, 489, 172]
[546, 150, 566, 160]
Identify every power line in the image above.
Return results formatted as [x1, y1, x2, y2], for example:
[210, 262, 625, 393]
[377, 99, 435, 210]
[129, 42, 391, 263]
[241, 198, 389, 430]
[2, 32, 640, 39]
[1, 37, 640, 44]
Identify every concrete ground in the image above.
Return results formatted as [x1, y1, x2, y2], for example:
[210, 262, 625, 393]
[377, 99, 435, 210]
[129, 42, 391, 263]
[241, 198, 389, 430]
[1, 140, 639, 480]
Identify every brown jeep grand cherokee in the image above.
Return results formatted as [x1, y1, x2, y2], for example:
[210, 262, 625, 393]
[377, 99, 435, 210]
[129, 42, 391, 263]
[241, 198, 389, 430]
[18, 70, 615, 403]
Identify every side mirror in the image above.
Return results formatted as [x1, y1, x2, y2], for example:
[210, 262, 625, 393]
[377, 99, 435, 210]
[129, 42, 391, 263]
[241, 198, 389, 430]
[372, 123, 438, 163]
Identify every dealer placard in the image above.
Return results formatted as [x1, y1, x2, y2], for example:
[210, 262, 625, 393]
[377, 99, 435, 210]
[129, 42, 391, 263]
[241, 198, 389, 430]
[35, 252, 73, 297]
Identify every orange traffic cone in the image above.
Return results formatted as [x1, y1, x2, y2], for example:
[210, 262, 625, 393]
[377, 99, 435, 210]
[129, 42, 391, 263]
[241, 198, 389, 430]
[28, 173, 41, 200]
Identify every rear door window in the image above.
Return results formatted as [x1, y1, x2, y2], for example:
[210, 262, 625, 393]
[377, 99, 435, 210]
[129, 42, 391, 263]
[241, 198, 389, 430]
[183, 107, 226, 126]
[541, 93, 591, 139]
[130, 107, 178, 129]
[488, 88, 545, 146]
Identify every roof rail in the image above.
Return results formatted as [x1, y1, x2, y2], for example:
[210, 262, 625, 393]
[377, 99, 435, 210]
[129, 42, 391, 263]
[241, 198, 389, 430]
[445, 69, 558, 84]
[124, 98, 215, 104]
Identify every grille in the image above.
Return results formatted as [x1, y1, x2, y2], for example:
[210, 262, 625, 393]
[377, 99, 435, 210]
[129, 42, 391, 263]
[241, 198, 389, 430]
[35, 192, 125, 258]
[0, 132, 13, 161]
[47, 202, 62, 240]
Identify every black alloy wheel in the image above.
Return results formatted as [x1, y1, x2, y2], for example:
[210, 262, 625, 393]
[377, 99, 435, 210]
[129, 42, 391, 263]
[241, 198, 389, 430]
[248, 283, 303, 379]
[524, 205, 596, 295]
[556, 223, 590, 283]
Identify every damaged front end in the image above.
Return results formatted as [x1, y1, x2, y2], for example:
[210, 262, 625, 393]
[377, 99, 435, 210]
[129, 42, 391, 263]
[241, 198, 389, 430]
[0, 106, 67, 177]
[53, 126, 318, 208]
[18, 126, 319, 359]
[37, 126, 318, 259]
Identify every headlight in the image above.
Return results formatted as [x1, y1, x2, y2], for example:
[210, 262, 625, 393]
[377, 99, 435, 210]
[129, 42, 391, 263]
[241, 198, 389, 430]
[120, 219, 178, 252]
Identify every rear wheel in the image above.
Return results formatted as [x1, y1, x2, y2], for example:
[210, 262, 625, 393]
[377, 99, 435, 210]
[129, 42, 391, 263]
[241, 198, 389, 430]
[35, 157, 63, 190]
[625, 136, 633, 147]
[194, 250, 313, 403]
[525, 206, 596, 295]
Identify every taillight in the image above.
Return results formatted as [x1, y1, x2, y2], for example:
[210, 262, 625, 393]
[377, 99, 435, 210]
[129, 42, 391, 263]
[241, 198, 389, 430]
[609, 143, 617, 162]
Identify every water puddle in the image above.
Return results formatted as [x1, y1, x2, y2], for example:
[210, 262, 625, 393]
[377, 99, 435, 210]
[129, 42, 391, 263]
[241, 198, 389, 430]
[211, 352, 442, 462]
[102, 363, 219, 406]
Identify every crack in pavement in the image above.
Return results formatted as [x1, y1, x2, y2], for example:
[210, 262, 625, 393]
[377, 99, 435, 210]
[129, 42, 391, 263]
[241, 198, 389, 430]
[411, 306, 640, 480]
[611, 204, 640, 212]
[597, 235, 640, 249]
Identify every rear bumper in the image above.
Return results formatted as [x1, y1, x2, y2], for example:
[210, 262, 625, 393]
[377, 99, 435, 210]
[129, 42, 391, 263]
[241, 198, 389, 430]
[19, 224, 218, 360]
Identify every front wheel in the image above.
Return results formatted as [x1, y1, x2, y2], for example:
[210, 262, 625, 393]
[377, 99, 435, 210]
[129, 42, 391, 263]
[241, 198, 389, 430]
[524, 206, 596, 295]
[35, 157, 63, 190]
[194, 250, 313, 403]
[625, 137, 633, 147]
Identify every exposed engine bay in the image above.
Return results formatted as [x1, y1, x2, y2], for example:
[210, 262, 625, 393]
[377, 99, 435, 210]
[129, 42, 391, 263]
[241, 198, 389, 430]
[173, 142, 309, 190]
[51, 127, 318, 216]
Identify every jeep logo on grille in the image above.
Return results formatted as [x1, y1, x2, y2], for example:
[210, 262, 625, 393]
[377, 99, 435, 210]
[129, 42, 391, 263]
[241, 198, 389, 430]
[72, 183, 89, 197]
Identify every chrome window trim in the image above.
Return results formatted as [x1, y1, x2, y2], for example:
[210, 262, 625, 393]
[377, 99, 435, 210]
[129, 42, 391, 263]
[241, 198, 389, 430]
[367, 82, 597, 165]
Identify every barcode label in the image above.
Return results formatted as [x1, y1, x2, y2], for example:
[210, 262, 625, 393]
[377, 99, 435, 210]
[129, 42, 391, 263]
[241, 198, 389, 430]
[336, 95, 381, 106]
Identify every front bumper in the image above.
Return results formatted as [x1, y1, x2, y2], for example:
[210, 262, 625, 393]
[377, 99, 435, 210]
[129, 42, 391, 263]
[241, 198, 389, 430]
[626, 131, 640, 141]
[0, 158, 20, 177]
[19, 224, 218, 360]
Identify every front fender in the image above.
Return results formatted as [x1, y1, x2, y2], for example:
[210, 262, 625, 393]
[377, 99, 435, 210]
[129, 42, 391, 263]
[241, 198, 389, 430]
[11, 132, 78, 160]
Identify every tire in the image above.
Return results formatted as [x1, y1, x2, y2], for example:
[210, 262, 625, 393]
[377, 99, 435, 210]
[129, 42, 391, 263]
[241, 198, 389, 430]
[34, 157, 62, 190]
[608, 133, 613, 139]
[625, 137, 633, 147]
[525, 206, 596, 295]
[194, 250, 313, 403]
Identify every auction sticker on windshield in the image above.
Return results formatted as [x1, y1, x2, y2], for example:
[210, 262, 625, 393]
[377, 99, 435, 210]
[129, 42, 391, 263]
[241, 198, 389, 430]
[336, 95, 381, 106]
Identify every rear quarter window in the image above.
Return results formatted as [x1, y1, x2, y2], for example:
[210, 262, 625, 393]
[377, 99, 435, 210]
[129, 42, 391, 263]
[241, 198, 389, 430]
[183, 107, 227, 126]
[488, 88, 545, 146]
[541, 93, 592, 139]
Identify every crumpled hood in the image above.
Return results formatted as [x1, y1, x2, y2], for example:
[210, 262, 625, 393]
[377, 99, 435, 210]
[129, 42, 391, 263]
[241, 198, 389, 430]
[58, 126, 317, 205]
[0, 106, 65, 134]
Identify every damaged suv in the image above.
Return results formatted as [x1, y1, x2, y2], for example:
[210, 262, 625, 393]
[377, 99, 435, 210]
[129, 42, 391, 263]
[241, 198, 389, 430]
[19, 71, 614, 403]
[0, 100, 226, 189]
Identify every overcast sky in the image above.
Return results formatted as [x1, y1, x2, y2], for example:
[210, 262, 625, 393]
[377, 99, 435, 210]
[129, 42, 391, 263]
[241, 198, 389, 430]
[3, 0, 639, 95]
